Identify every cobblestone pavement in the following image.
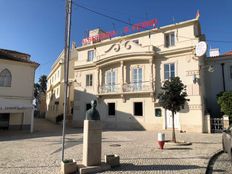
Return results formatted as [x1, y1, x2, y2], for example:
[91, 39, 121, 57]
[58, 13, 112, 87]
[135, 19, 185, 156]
[0, 119, 222, 174]
[207, 151, 232, 174]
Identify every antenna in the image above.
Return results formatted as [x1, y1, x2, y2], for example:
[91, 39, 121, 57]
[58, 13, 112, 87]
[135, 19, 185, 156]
[112, 23, 116, 31]
[145, 12, 148, 20]
[172, 16, 175, 24]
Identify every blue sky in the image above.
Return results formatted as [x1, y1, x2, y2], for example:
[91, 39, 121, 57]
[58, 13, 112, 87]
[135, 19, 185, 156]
[0, 0, 231, 82]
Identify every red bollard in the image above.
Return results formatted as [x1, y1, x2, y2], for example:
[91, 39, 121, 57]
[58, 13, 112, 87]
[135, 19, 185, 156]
[158, 141, 165, 149]
[157, 133, 165, 149]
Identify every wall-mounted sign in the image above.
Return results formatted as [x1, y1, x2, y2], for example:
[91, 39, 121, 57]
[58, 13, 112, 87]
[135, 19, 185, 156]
[82, 18, 158, 45]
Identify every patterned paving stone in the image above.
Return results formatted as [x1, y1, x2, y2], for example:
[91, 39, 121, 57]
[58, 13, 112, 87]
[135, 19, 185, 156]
[208, 152, 232, 174]
[0, 119, 222, 174]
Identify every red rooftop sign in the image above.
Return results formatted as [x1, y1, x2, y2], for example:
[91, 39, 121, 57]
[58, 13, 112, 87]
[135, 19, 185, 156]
[82, 18, 158, 45]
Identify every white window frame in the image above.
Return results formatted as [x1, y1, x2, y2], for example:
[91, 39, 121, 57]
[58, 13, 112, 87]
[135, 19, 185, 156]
[132, 67, 143, 91]
[165, 32, 175, 47]
[105, 69, 117, 92]
[87, 50, 95, 61]
[86, 74, 93, 87]
[164, 63, 175, 80]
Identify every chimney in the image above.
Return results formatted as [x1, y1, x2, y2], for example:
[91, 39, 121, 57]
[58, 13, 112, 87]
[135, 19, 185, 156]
[209, 48, 220, 57]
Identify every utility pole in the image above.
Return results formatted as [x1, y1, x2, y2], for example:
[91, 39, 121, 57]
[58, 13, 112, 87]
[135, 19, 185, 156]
[61, 0, 72, 162]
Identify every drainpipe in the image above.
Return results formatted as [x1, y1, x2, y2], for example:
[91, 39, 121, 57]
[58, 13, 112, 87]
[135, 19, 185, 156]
[221, 63, 225, 91]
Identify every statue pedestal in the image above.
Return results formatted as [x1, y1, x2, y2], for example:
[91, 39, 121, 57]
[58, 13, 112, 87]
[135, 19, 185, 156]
[78, 120, 110, 174]
[83, 120, 102, 166]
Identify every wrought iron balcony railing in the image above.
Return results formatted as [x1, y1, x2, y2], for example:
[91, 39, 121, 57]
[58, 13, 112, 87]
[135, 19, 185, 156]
[99, 81, 154, 94]
[99, 84, 121, 94]
[123, 81, 152, 92]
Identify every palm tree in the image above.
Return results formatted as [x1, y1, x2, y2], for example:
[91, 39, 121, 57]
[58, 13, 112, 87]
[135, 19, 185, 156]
[34, 83, 40, 99]
[39, 75, 47, 93]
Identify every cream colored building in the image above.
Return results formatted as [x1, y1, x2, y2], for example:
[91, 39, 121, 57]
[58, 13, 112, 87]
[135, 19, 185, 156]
[0, 49, 39, 131]
[73, 17, 208, 133]
[46, 43, 77, 123]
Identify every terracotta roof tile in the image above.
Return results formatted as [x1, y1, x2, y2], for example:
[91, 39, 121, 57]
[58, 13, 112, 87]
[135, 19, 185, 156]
[223, 51, 232, 56]
[0, 49, 39, 67]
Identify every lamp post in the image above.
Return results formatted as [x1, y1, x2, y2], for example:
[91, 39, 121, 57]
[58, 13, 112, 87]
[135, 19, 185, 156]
[61, 0, 72, 162]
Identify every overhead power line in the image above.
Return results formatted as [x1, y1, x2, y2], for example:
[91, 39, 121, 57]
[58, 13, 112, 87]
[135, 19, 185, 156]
[72, 1, 232, 44]
[206, 39, 232, 43]
[72, 1, 133, 26]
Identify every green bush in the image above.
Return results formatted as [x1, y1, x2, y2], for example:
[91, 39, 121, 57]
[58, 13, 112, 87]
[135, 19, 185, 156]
[217, 91, 232, 120]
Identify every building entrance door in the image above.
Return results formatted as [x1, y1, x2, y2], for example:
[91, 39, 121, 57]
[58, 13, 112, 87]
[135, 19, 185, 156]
[165, 110, 180, 129]
[0, 113, 10, 129]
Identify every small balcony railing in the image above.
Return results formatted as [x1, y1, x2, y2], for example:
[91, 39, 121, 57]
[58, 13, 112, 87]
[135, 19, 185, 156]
[123, 81, 152, 92]
[99, 84, 121, 94]
[99, 81, 154, 94]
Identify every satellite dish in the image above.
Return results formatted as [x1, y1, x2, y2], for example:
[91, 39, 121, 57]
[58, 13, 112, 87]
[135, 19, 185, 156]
[195, 41, 207, 57]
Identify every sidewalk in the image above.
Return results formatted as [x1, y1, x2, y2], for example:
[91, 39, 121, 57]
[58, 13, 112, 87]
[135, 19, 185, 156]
[0, 118, 222, 174]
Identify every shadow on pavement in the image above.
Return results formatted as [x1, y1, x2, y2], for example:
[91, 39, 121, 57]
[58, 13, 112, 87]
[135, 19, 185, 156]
[0, 165, 59, 169]
[164, 147, 192, 150]
[110, 163, 204, 171]
[0, 118, 82, 141]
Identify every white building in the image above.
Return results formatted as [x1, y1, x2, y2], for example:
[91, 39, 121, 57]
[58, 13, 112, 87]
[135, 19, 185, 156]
[0, 49, 39, 131]
[72, 17, 208, 133]
[46, 43, 77, 123]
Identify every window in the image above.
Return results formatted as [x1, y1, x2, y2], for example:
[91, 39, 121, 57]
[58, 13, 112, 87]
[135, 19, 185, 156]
[105, 69, 116, 92]
[86, 74, 93, 86]
[164, 63, 175, 80]
[230, 66, 232, 79]
[56, 88, 59, 97]
[108, 103, 115, 116]
[87, 50, 95, 61]
[57, 70, 59, 79]
[165, 32, 175, 47]
[132, 67, 142, 91]
[134, 102, 143, 116]
[155, 108, 162, 117]
[86, 103, 91, 111]
[0, 69, 12, 87]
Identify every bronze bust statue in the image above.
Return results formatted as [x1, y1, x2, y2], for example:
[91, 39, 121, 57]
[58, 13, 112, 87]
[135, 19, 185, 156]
[85, 100, 100, 120]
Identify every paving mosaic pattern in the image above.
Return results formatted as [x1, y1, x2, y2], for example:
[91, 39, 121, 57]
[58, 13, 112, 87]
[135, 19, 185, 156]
[0, 119, 222, 174]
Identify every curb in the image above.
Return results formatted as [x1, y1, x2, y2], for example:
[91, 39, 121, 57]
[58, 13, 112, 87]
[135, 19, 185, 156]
[205, 149, 224, 174]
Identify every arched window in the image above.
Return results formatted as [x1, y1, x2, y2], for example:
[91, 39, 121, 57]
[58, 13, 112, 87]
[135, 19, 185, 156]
[0, 69, 12, 87]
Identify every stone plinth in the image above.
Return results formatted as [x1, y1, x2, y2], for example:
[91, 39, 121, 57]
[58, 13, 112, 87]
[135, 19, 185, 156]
[83, 120, 102, 166]
[60, 160, 77, 174]
[77, 163, 110, 174]
[223, 115, 229, 129]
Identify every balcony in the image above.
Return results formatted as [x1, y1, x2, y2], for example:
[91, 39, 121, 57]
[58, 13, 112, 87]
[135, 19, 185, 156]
[98, 81, 154, 95]
[123, 81, 153, 93]
[99, 84, 121, 94]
